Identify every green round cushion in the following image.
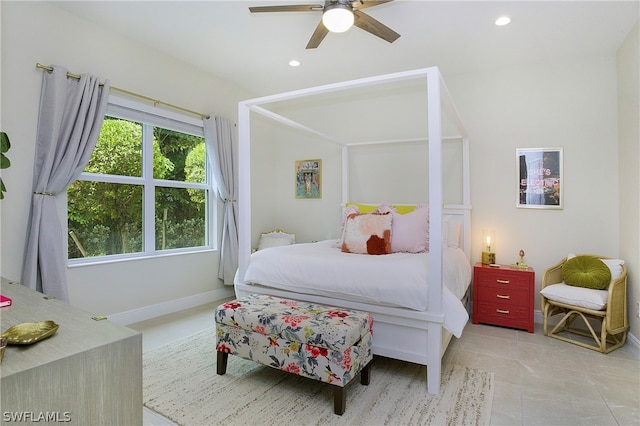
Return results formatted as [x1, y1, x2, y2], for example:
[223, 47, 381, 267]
[562, 255, 611, 290]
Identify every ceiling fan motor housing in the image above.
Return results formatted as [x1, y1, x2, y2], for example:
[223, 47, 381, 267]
[249, 0, 399, 49]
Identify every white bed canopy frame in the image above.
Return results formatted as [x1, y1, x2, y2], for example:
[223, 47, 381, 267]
[236, 67, 471, 394]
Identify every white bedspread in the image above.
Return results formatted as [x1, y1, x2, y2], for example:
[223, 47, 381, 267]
[243, 240, 472, 336]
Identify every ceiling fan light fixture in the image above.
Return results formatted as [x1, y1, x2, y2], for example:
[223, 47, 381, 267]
[322, 4, 354, 33]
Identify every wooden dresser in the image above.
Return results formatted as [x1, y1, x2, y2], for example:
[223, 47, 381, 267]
[0, 279, 142, 425]
[472, 263, 535, 333]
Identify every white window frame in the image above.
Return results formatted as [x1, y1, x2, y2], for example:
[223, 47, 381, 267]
[68, 95, 216, 266]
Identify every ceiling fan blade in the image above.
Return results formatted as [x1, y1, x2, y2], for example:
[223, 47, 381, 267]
[306, 20, 329, 49]
[249, 4, 323, 13]
[353, 9, 400, 43]
[352, 0, 394, 10]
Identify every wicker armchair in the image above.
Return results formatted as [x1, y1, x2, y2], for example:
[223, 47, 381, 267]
[540, 255, 628, 354]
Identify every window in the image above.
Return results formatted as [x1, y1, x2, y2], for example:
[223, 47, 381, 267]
[67, 96, 215, 262]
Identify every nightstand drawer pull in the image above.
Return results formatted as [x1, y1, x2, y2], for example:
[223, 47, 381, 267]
[496, 294, 510, 299]
[496, 279, 510, 284]
[496, 309, 510, 314]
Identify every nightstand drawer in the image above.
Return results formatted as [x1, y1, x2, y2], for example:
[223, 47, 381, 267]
[475, 301, 530, 324]
[475, 270, 531, 290]
[475, 286, 530, 306]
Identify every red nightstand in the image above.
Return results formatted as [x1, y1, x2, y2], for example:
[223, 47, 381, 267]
[472, 263, 535, 333]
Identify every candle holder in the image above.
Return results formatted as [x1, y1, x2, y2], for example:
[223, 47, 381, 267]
[481, 229, 495, 264]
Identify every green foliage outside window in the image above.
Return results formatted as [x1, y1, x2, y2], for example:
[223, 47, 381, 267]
[68, 117, 207, 259]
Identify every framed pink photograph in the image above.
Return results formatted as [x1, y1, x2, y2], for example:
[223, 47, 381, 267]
[516, 148, 563, 209]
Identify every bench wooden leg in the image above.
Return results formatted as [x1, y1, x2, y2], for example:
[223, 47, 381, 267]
[217, 351, 228, 375]
[333, 360, 372, 415]
[360, 361, 371, 386]
[333, 386, 346, 415]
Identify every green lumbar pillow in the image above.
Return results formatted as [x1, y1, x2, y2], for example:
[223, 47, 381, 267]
[562, 255, 611, 290]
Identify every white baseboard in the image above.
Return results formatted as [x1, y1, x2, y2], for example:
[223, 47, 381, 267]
[628, 331, 640, 349]
[108, 287, 236, 325]
[534, 309, 640, 351]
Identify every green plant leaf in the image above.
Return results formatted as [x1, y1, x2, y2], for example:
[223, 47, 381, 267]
[0, 132, 9, 199]
[0, 132, 10, 153]
[0, 153, 10, 169]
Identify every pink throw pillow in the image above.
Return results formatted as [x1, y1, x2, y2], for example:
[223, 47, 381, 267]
[377, 203, 429, 253]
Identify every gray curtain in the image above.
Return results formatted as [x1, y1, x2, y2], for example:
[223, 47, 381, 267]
[22, 66, 109, 301]
[204, 116, 238, 285]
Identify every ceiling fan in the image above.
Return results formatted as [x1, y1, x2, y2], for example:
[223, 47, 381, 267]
[249, 0, 400, 49]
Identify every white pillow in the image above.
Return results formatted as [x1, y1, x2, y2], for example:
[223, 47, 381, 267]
[541, 283, 608, 310]
[442, 216, 461, 248]
[567, 254, 624, 281]
[600, 259, 625, 281]
[335, 204, 361, 247]
[257, 230, 295, 251]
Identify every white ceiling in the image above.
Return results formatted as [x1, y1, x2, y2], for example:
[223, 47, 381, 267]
[52, 1, 639, 97]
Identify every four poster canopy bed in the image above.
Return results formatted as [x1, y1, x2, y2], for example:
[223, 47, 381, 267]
[235, 67, 471, 394]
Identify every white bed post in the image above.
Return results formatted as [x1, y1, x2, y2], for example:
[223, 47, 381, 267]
[426, 68, 444, 395]
[237, 101, 252, 285]
[341, 146, 349, 206]
[462, 136, 472, 257]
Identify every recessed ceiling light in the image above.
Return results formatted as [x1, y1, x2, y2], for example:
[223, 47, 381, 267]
[289, 60, 301, 67]
[495, 16, 511, 26]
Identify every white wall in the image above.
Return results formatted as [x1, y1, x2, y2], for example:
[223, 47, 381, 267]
[249, 113, 344, 246]
[448, 57, 621, 277]
[0, 2, 249, 318]
[617, 22, 640, 339]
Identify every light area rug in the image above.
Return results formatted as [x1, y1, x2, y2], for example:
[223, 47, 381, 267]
[143, 328, 493, 426]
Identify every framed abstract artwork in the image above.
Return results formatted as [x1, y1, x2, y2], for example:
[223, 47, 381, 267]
[516, 148, 563, 209]
[295, 159, 321, 199]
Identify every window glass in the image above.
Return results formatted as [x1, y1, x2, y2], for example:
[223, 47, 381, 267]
[86, 117, 143, 177]
[68, 181, 143, 258]
[155, 186, 207, 250]
[154, 127, 205, 183]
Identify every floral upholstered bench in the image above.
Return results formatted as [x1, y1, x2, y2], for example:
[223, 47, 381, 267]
[215, 294, 373, 415]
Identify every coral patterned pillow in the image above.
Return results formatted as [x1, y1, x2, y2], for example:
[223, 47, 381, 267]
[341, 212, 392, 255]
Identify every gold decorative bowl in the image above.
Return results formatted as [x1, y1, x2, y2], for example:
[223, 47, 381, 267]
[1, 320, 59, 345]
[0, 338, 6, 363]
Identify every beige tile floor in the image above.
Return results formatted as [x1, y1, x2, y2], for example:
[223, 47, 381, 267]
[131, 301, 640, 425]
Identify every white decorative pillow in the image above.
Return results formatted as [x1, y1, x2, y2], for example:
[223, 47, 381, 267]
[447, 219, 461, 248]
[257, 230, 295, 251]
[541, 283, 608, 310]
[341, 212, 392, 255]
[600, 259, 625, 281]
[336, 204, 361, 247]
[442, 216, 461, 248]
